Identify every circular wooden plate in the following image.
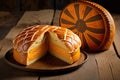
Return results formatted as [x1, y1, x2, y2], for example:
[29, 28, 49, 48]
[4, 49, 88, 73]
[59, 1, 115, 52]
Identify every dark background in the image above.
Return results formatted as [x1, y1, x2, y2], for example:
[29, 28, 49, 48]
[0, 0, 120, 13]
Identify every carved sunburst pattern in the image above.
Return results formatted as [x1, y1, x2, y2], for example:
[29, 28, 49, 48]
[60, 2, 106, 51]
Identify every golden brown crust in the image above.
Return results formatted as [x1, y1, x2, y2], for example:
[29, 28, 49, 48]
[13, 25, 81, 65]
[13, 49, 27, 65]
[13, 25, 81, 54]
[48, 26, 81, 53]
[13, 25, 49, 54]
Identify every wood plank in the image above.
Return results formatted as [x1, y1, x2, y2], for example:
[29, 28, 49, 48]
[95, 45, 120, 80]
[53, 10, 61, 26]
[40, 10, 99, 80]
[92, 13, 120, 80]
[17, 10, 54, 25]
[0, 11, 23, 40]
[0, 10, 54, 80]
[112, 14, 120, 57]
[6, 10, 54, 39]
[40, 54, 99, 80]
[0, 53, 39, 80]
[0, 39, 12, 58]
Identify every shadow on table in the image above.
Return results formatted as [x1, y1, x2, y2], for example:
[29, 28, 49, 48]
[0, 58, 39, 80]
[0, 53, 99, 80]
[0, 56, 82, 78]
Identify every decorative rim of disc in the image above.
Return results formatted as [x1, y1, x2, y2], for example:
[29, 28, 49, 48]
[59, 1, 115, 52]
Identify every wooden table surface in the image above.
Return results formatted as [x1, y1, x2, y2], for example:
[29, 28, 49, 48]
[0, 10, 120, 80]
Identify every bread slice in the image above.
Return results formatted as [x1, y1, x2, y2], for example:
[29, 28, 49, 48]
[48, 27, 81, 64]
[27, 33, 47, 65]
[48, 31, 73, 64]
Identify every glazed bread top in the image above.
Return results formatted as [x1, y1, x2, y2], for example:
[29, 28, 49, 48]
[13, 25, 81, 54]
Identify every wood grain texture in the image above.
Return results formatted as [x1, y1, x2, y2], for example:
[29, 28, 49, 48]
[5, 10, 54, 40]
[40, 54, 99, 80]
[53, 10, 61, 26]
[40, 10, 99, 80]
[0, 12, 23, 40]
[0, 10, 54, 80]
[113, 14, 120, 57]
[16, 10, 54, 26]
[95, 46, 120, 80]
[0, 10, 120, 80]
